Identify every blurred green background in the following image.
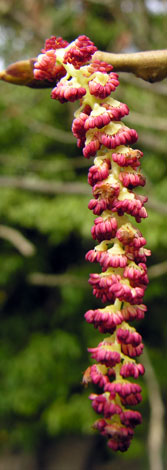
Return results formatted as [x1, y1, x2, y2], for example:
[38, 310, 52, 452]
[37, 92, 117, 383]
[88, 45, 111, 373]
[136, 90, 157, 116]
[0, 1, 166, 469]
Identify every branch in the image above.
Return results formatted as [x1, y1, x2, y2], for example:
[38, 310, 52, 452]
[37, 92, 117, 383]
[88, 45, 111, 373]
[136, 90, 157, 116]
[27, 119, 75, 144]
[148, 260, 167, 279]
[0, 154, 89, 171]
[28, 259, 167, 287]
[0, 176, 89, 195]
[125, 111, 167, 132]
[120, 73, 167, 96]
[27, 114, 167, 146]
[146, 197, 167, 215]
[28, 272, 87, 287]
[0, 176, 167, 215]
[0, 225, 35, 256]
[94, 50, 167, 83]
[137, 131, 167, 154]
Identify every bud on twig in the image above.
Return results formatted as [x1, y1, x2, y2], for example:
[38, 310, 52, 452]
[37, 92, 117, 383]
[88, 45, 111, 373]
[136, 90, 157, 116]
[0, 59, 58, 88]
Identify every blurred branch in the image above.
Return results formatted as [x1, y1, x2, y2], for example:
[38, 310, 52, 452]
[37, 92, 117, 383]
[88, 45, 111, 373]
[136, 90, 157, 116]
[0, 154, 89, 171]
[28, 272, 87, 287]
[148, 260, 167, 279]
[94, 50, 167, 83]
[125, 111, 167, 132]
[142, 348, 165, 470]
[146, 197, 167, 215]
[0, 176, 89, 195]
[120, 73, 167, 96]
[138, 132, 167, 154]
[28, 259, 167, 287]
[0, 176, 167, 215]
[0, 225, 35, 256]
[28, 114, 167, 145]
[27, 119, 75, 143]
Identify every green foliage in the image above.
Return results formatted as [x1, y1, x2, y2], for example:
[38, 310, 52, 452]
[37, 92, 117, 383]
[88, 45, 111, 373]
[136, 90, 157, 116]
[44, 392, 95, 435]
[1, 331, 81, 415]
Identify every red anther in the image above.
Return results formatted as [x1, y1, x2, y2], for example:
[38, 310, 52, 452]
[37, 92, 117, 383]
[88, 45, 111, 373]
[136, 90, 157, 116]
[63, 35, 97, 68]
[88, 343, 121, 367]
[122, 304, 147, 321]
[88, 159, 111, 186]
[89, 392, 122, 418]
[87, 60, 113, 74]
[105, 381, 141, 398]
[125, 246, 151, 263]
[123, 263, 148, 287]
[83, 139, 100, 158]
[84, 307, 124, 333]
[117, 328, 142, 347]
[112, 197, 148, 222]
[91, 216, 117, 241]
[120, 410, 142, 427]
[88, 198, 108, 215]
[88, 72, 119, 99]
[72, 113, 88, 137]
[111, 149, 143, 168]
[119, 171, 146, 188]
[121, 342, 144, 358]
[42, 36, 69, 52]
[120, 362, 145, 379]
[117, 226, 147, 248]
[51, 81, 86, 103]
[90, 364, 110, 388]
[100, 128, 138, 150]
[34, 50, 66, 82]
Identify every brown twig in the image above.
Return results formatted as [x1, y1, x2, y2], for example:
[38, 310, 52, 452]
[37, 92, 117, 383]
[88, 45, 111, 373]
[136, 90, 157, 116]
[94, 50, 167, 83]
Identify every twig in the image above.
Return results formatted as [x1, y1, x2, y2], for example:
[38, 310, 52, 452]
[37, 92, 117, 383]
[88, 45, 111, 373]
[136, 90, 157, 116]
[142, 348, 165, 470]
[0, 225, 35, 256]
[94, 50, 167, 83]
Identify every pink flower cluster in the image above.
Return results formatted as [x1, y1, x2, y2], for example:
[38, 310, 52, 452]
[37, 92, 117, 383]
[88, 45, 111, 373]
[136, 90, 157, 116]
[34, 35, 150, 452]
